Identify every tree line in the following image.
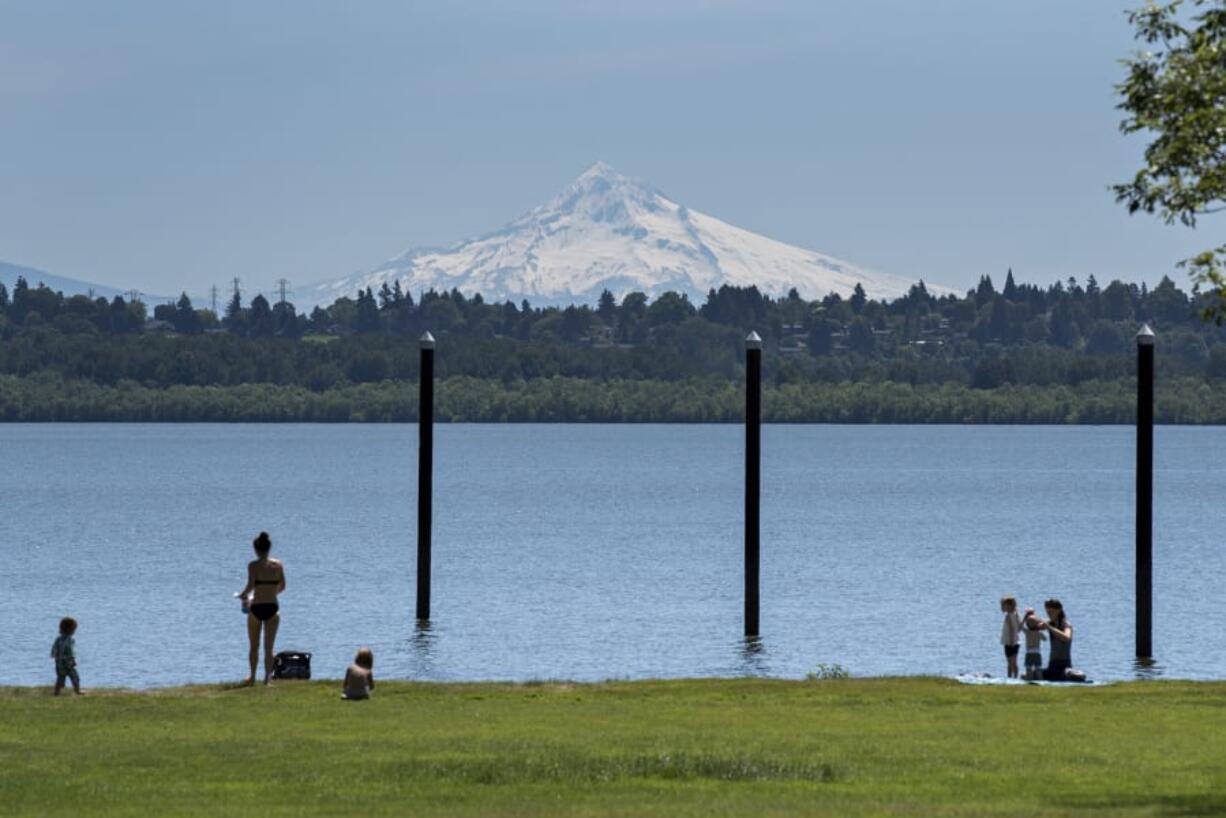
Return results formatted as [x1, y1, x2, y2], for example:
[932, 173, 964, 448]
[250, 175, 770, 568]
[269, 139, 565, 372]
[1, 270, 1225, 422]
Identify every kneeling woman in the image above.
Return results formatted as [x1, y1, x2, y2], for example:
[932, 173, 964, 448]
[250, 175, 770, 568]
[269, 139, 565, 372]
[237, 531, 286, 685]
[1039, 598, 1073, 681]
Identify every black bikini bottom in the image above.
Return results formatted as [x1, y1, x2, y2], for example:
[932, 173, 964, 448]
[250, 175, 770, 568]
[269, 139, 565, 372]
[250, 603, 279, 622]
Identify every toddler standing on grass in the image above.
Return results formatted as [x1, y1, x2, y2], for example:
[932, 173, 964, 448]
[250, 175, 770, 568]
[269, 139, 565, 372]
[51, 617, 82, 696]
[1021, 607, 1047, 680]
[1000, 596, 1021, 679]
[342, 647, 375, 700]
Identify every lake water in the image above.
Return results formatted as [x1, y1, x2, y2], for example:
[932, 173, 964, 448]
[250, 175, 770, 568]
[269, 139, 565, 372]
[1, 424, 1222, 688]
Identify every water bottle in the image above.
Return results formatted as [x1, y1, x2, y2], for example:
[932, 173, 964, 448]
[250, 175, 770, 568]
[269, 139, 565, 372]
[234, 592, 250, 615]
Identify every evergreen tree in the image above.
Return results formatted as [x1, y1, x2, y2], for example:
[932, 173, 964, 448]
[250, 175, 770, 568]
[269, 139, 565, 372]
[225, 290, 243, 331]
[498, 301, 519, 335]
[11, 276, 30, 322]
[1049, 300, 1078, 347]
[308, 306, 330, 334]
[173, 293, 202, 335]
[355, 288, 381, 334]
[1147, 275, 1190, 324]
[975, 274, 996, 306]
[597, 289, 617, 324]
[1002, 268, 1018, 301]
[645, 292, 695, 327]
[850, 283, 867, 314]
[0, 281, 8, 311]
[109, 295, 132, 334]
[559, 305, 594, 341]
[248, 294, 275, 338]
[1101, 281, 1135, 321]
[273, 301, 301, 338]
[907, 280, 931, 306]
[987, 296, 1010, 341]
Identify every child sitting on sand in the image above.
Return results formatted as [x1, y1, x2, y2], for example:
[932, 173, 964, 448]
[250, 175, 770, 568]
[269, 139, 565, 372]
[1021, 607, 1046, 681]
[342, 647, 375, 700]
[51, 617, 82, 696]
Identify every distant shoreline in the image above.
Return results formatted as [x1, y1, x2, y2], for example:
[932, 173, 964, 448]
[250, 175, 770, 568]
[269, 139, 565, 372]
[3, 374, 1225, 424]
[2, 420, 1225, 426]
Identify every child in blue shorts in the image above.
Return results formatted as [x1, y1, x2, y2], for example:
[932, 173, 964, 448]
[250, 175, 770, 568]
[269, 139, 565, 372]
[1021, 607, 1046, 680]
[51, 617, 82, 696]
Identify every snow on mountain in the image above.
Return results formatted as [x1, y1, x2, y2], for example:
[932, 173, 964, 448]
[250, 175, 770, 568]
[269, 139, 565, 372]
[305, 162, 942, 308]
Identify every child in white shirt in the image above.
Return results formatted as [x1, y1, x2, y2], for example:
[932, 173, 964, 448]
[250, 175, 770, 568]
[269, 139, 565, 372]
[1021, 607, 1047, 680]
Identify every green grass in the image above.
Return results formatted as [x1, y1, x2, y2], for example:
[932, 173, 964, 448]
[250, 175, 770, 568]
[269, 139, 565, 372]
[2, 678, 1225, 817]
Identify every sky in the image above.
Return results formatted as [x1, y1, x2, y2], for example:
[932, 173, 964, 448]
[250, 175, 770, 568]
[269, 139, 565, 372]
[0, 0, 1212, 299]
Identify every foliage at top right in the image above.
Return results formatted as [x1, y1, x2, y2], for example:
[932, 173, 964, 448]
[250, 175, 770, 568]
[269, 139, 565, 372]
[1116, 0, 1226, 322]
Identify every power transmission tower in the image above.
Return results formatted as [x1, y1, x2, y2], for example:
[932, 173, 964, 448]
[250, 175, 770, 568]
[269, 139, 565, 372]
[231, 277, 242, 300]
[210, 286, 219, 314]
[126, 289, 141, 304]
[277, 278, 289, 305]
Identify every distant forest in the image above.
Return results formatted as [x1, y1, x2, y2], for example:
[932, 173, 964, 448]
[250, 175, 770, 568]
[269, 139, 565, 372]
[1, 271, 1225, 422]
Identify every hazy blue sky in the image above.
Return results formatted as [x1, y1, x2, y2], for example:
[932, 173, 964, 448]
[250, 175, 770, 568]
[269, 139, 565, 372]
[0, 1, 1210, 298]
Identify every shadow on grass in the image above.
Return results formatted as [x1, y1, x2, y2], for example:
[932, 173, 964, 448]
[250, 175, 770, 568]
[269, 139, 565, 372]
[392, 752, 839, 785]
[1058, 793, 1226, 816]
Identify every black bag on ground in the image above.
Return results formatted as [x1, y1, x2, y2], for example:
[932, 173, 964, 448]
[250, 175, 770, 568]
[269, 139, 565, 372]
[272, 651, 312, 680]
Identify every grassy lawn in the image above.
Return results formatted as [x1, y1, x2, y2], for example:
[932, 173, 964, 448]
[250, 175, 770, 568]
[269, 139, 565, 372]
[2, 677, 1225, 817]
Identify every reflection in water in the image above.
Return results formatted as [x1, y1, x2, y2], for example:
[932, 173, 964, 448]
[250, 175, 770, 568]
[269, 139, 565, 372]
[738, 636, 769, 676]
[1133, 657, 1165, 680]
[407, 620, 437, 679]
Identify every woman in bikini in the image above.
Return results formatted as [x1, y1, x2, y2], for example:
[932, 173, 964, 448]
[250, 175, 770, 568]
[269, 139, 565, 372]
[237, 531, 286, 685]
[1037, 598, 1074, 681]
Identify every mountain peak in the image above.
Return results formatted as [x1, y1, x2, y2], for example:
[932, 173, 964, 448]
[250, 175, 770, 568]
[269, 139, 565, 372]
[544, 161, 660, 223]
[306, 165, 941, 307]
[576, 160, 617, 182]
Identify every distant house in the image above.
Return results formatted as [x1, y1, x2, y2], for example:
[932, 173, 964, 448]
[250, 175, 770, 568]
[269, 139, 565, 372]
[143, 319, 176, 334]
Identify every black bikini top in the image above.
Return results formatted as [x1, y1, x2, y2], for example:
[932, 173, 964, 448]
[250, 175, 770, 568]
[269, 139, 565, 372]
[254, 563, 281, 585]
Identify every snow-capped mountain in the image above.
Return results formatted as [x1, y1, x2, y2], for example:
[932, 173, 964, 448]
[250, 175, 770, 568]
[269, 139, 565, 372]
[306, 162, 937, 308]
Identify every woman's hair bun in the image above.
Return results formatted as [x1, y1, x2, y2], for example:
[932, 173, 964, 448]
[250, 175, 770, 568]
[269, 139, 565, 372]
[254, 531, 272, 551]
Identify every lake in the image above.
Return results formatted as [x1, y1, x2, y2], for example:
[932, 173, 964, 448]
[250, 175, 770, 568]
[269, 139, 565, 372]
[1, 423, 1222, 688]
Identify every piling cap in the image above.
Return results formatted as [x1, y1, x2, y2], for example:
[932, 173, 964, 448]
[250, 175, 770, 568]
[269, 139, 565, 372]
[745, 331, 763, 350]
[420, 331, 436, 349]
[1136, 324, 1155, 346]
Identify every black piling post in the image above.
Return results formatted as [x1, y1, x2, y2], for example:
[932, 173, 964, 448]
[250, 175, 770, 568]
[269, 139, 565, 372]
[1136, 323, 1155, 659]
[417, 331, 435, 622]
[745, 331, 762, 637]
